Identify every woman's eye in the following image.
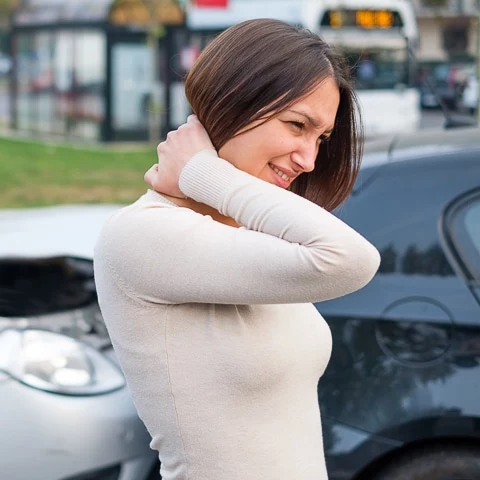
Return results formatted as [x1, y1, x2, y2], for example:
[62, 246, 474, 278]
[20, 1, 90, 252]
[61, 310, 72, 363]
[290, 121, 304, 130]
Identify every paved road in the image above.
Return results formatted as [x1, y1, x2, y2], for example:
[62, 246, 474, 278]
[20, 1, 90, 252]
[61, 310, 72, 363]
[420, 108, 447, 129]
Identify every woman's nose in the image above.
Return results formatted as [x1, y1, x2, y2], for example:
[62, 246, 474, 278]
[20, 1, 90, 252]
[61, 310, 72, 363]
[291, 139, 318, 173]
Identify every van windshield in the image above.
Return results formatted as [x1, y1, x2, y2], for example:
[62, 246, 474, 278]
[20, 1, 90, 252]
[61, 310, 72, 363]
[342, 47, 409, 90]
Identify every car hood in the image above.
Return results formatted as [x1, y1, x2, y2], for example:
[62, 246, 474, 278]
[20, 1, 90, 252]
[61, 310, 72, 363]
[0, 204, 122, 259]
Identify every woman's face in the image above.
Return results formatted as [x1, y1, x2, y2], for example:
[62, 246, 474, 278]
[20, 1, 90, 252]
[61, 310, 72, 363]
[218, 77, 340, 189]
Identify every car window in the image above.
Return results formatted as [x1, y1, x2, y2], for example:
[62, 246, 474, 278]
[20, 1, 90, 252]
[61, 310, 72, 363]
[443, 190, 480, 282]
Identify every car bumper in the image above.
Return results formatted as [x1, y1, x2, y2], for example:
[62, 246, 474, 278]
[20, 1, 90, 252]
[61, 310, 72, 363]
[0, 372, 157, 480]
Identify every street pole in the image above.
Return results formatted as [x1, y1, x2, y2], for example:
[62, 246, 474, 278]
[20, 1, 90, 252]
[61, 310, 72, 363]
[147, 0, 163, 145]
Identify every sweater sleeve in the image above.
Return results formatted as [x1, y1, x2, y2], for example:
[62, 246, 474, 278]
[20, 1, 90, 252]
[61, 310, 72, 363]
[96, 150, 380, 305]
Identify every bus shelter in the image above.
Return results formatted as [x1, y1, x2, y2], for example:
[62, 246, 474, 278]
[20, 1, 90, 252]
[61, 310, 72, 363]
[9, 0, 196, 142]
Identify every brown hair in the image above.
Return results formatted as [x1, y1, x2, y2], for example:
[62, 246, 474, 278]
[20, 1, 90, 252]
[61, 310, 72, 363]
[185, 18, 363, 211]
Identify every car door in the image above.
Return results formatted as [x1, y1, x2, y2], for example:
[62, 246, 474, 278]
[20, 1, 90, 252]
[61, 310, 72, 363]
[317, 150, 480, 442]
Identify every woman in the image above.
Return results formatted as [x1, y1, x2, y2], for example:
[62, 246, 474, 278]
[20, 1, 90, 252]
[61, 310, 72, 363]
[94, 19, 380, 480]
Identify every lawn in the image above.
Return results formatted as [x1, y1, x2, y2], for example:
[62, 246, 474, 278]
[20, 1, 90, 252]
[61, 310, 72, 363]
[0, 136, 157, 207]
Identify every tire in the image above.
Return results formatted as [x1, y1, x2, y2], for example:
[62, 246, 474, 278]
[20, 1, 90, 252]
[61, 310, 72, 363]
[372, 444, 480, 480]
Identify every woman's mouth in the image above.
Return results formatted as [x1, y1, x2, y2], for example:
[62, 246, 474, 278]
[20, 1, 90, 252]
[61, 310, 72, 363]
[268, 163, 292, 188]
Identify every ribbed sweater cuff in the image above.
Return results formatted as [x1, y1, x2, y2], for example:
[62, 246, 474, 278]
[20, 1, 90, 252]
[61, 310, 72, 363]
[179, 150, 239, 212]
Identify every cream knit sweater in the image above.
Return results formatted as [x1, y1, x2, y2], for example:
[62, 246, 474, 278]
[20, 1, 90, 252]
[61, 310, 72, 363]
[94, 150, 380, 480]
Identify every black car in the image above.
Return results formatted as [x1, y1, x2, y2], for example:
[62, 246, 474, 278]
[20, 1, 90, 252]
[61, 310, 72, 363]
[315, 127, 480, 480]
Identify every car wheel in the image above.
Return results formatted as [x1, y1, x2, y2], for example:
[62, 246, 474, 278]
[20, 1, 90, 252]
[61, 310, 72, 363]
[371, 444, 480, 480]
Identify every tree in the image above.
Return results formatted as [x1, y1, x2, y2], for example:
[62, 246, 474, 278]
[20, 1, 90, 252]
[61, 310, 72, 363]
[401, 245, 420, 274]
[0, 0, 18, 32]
[378, 244, 397, 273]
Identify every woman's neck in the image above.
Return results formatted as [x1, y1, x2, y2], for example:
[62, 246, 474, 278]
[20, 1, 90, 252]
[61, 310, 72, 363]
[160, 193, 240, 228]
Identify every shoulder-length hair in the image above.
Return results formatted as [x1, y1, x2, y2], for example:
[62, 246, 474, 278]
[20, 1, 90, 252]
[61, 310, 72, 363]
[185, 18, 363, 211]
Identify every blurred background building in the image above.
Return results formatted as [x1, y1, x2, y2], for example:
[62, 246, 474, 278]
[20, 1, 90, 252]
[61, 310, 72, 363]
[413, 0, 478, 61]
[6, 0, 190, 142]
[0, 0, 479, 142]
[412, 0, 478, 111]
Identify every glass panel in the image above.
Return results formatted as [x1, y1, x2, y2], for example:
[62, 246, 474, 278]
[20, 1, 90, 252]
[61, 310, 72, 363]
[52, 30, 74, 135]
[15, 29, 105, 140]
[69, 31, 106, 140]
[460, 201, 480, 279]
[16, 33, 34, 131]
[437, 181, 480, 284]
[112, 42, 153, 131]
[464, 203, 480, 256]
[170, 82, 189, 128]
[52, 30, 105, 140]
[168, 30, 221, 129]
[447, 194, 480, 281]
[169, 29, 200, 128]
[32, 31, 54, 133]
[342, 47, 408, 90]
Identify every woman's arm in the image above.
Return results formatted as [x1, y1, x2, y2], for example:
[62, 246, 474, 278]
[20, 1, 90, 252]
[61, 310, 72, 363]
[96, 147, 380, 305]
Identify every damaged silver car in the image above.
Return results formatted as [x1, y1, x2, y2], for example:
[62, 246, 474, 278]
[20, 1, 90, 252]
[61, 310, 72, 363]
[0, 205, 160, 480]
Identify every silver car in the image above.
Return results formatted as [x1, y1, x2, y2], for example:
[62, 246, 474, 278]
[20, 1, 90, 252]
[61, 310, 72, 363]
[0, 205, 159, 480]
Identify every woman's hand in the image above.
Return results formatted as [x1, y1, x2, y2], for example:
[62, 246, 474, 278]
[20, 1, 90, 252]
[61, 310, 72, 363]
[144, 115, 215, 198]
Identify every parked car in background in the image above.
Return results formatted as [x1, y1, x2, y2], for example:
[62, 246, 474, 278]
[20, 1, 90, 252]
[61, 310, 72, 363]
[418, 62, 471, 110]
[0, 205, 160, 480]
[462, 74, 478, 114]
[316, 126, 480, 480]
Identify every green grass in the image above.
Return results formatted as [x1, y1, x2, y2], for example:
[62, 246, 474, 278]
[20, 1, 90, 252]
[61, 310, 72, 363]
[0, 136, 157, 207]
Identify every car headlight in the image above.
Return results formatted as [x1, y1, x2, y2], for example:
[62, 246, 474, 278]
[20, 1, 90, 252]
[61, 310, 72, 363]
[0, 328, 125, 395]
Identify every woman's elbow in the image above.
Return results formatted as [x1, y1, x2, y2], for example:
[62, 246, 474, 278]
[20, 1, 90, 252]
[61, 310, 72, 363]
[342, 238, 380, 292]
